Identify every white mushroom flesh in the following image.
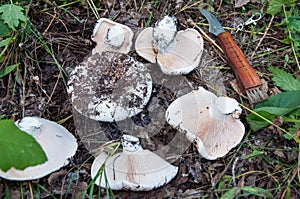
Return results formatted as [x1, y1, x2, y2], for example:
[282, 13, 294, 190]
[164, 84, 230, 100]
[156, 28, 204, 75]
[91, 18, 133, 54]
[135, 17, 204, 75]
[91, 135, 178, 191]
[153, 16, 177, 54]
[122, 134, 143, 152]
[15, 117, 41, 137]
[214, 96, 242, 115]
[0, 117, 78, 181]
[104, 25, 125, 48]
[166, 87, 245, 160]
[135, 27, 157, 63]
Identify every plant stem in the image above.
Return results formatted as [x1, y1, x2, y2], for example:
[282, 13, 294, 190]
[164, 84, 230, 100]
[283, 6, 300, 71]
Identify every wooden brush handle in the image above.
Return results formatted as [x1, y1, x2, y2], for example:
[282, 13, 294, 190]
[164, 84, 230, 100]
[217, 31, 262, 91]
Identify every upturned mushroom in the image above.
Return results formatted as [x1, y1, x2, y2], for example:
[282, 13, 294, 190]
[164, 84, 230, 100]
[91, 134, 178, 191]
[0, 117, 77, 181]
[67, 52, 152, 122]
[92, 18, 134, 54]
[166, 87, 245, 160]
[135, 15, 204, 75]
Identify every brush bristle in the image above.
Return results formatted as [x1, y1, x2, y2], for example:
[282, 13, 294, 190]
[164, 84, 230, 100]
[246, 88, 268, 103]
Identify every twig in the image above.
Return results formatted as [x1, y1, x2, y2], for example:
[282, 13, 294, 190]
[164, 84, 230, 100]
[232, 157, 240, 199]
[280, 165, 299, 199]
[43, 10, 57, 35]
[251, 15, 275, 58]
[188, 20, 224, 54]
[29, 181, 34, 199]
[47, 73, 61, 104]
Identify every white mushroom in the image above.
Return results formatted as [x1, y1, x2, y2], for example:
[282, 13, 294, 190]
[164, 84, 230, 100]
[135, 16, 204, 75]
[0, 117, 77, 181]
[166, 87, 245, 160]
[91, 135, 178, 191]
[92, 18, 134, 54]
[67, 52, 153, 122]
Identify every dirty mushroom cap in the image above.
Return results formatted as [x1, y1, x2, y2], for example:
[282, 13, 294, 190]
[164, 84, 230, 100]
[135, 16, 203, 75]
[68, 52, 153, 122]
[0, 117, 77, 181]
[166, 87, 245, 160]
[91, 135, 178, 191]
[92, 18, 134, 54]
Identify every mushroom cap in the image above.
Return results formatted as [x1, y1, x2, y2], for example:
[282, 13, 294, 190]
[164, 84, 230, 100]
[91, 135, 178, 191]
[135, 26, 203, 75]
[135, 27, 156, 63]
[157, 28, 204, 75]
[92, 18, 134, 54]
[0, 117, 77, 181]
[67, 52, 153, 122]
[166, 87, 245, 160]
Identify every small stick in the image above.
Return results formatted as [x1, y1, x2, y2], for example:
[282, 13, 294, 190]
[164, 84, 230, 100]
[189, 20, 224, 53]
[251, 15, 275, 58]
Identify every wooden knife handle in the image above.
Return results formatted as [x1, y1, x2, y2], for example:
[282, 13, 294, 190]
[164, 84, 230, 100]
[217, 31, 262, 91]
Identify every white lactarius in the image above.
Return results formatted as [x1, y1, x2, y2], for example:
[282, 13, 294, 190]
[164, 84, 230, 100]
[166, 87, 245, 160]
[92, 18, 134, 54]
[91, 135, 178, 191]
[67, 52, 152, 122]
[0, 117, 77, 181]
[135, 15, 204, 75]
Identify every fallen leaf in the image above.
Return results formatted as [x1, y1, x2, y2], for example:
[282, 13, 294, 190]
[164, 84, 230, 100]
[47, 170, 67, 185]
[230, 79, 247, 98]
[235, 0, 250, 8]
[273, 149, 285, 158]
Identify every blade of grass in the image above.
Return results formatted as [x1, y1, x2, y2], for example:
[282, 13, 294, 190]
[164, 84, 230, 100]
[0, 63, 19, 78]
[86, 0, 100, 19]
[35, 184, 57, 199]
[30, 24, 68, 88]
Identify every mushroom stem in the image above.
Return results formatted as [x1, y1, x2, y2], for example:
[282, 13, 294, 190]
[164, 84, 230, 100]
[153, 16, 177, 54]
[210, 96, 242, 119]
[15, 117, 41, 137]
[104, 25, 125, 49]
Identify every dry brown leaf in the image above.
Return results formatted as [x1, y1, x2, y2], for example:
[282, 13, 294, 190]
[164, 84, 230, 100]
[47, 170, 67, 185]
[230, 79, 248, 98]
[273, 149, 285, 158]
[235, 0, 250, 8]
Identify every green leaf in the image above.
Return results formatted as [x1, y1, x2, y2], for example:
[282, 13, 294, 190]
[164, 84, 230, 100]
[255, 90, 300, 109]
[0, 63, 19, 78]
[0, 120, 47, 172]
[221, 186, 273, 199]
[244, 150, 264, 159]
[269, 67, 300, 91]
[247, 90, 300, 131]
[240, 186, 273, 198]
[0, 38, 11, 47]
[0, 4, 26, 30]
[221, 187, 235, 199]
[0, 19, 10, 37]
[267, 0, 295, 15]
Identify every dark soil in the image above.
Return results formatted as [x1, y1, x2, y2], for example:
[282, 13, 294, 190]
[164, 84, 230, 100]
[0, 0, 299, 198]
